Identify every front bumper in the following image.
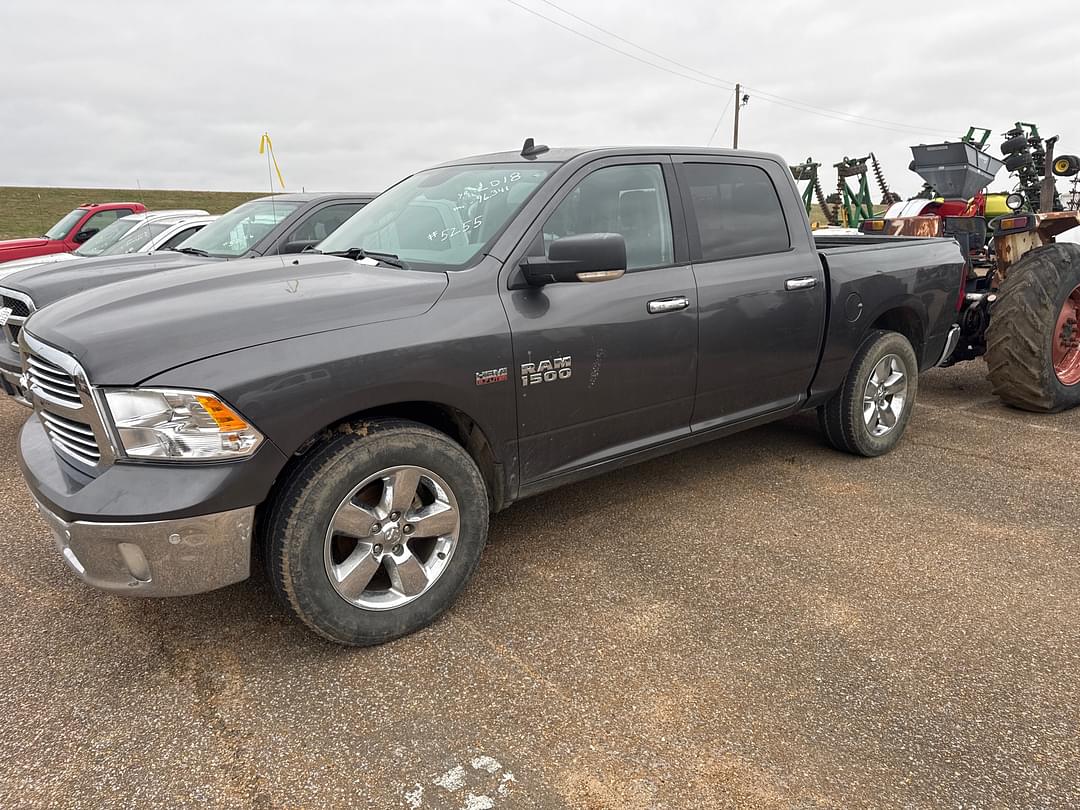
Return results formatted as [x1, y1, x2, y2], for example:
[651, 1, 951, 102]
[35, 498, 253, 597]
[18, 412, 284, 597]
[0, 352, 29, 407]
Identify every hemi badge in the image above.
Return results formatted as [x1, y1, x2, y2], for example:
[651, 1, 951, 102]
[475, 367, 508, 386]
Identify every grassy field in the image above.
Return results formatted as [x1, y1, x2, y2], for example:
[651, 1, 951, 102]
[0, 186, 265, 240]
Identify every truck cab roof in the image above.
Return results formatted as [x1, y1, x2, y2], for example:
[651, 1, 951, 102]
[252, 192, 379, 203]
[118, 209, 210, 224]
[75, 201, 145, 210]
[436, 145, 784, 168]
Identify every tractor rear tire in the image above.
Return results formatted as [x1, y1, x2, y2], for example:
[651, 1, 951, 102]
[1000, 135, 1029, 155]
[986, 243, 1080, 412]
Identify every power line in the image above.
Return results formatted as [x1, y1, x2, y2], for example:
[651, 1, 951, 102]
[747, 93, 955, 137]
[706, 93, 734, 146]
[524, 0, 950, 136]
[743, 85, 955, 137]
[504, 0, 956, 138]
[533, 0, 730, 86]
[502, 0, 734, 92]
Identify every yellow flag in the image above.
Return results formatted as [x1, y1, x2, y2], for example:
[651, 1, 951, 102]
[258, 132, 286, 190]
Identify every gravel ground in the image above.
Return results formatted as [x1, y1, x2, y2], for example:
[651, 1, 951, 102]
[1, 361, 1078, 809]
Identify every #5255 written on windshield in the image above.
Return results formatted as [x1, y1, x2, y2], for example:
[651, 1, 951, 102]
[427, 171, 524, 243]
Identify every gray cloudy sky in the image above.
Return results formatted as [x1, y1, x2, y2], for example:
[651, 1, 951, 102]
[2, 0, 1079, 199]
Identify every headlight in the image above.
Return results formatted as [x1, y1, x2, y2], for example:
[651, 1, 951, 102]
[103, 388, 263, 461]
[1006, 192, 1025, 211]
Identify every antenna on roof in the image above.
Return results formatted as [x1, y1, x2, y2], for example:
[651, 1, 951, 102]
[521, 138, 549, 159]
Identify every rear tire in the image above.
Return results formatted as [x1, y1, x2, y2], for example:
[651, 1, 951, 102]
[263, 419, 489, 645]
[818, 330, 919, 457]
[986, 243, 1080, 412]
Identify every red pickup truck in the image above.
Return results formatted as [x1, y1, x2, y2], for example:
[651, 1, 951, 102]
[0, 202, 147, 264]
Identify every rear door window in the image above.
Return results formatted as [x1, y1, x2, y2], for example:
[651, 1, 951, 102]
[81, 208, 132, 237]
[683, 163, 790, 261]
[157, 226, 203, 251]
[287, 203, 366, 246]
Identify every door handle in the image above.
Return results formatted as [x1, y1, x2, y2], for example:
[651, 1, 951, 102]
[785, 276, 818, 291]
[647, 296, 690, 314]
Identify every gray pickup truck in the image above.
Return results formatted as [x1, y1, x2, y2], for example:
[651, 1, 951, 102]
[14, 143, 965, 645]
[0, 192, 375, 404]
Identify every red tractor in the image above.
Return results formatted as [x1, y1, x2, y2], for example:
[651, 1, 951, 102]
[861, 125, 1080, 412]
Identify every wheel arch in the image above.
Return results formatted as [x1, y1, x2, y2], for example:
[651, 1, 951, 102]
[868, 303, 927, 366]
[278, 399, 509, 513]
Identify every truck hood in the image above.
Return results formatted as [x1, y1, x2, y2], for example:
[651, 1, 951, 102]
[0, 251, 77, 281]
[24, 254, 449, 384]
[2, 250, 202, 307]
[0, 237, 50, 254]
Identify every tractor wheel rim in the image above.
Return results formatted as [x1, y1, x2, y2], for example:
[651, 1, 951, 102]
[1053, 284, 1080, 386]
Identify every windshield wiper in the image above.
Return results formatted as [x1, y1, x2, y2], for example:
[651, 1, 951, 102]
[171, 246, 210, 256]
[322, 247, 409, 270]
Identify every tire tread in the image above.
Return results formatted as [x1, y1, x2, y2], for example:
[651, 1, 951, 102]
[818, 330, 919, 457]
[985, 243, 1080, 413]
[263, 419, 487, 645]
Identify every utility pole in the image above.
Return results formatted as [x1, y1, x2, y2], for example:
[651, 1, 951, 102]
[732, 84, 741, 149]
[732, 85, 749, 149]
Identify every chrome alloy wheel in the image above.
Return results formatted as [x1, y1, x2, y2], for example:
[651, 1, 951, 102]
[324, 465, 460, 611]
[862, 354, 908, 437]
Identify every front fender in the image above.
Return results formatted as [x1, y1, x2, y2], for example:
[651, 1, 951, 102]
[144, 288, 517, 494]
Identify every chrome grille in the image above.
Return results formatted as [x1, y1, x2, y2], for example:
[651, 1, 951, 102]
[26, 353, 81, 409]
[0, 288, 35, 349]
[1, 295, 30, 317]
[40, 411, 101, 466]
[20, 330, 115, 474]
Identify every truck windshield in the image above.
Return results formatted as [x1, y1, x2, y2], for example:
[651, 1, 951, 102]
[73, 217, 141, 257]
[99, 221, 171, 255]
[178, 200, 299, 258]
[44, 209, 87, 240]
[317, 163, 555, 269]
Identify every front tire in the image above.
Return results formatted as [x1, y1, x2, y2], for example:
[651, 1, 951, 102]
[818, 330, 919, 457]
[264, 419, 489, 646]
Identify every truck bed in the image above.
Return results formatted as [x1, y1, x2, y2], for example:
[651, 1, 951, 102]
[813, 233, 952, 251]
[808, 233, 966, 405]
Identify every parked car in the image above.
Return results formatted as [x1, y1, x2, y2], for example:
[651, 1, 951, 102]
[0, 210, 212, 280]
[0, 202, 148, 264]
[12, 144, 966, 645]
[0, 193, 374, 402]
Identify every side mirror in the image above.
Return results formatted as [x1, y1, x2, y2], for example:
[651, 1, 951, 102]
[73, 228, 99, 244]
[520, 233, 627, 285]
[281, 239, 320, 254]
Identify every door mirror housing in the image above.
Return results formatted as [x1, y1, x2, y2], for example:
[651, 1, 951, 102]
[281, 239, 320, 254]
[73, 228, 99, 244]
[521, 233, 627, 285]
